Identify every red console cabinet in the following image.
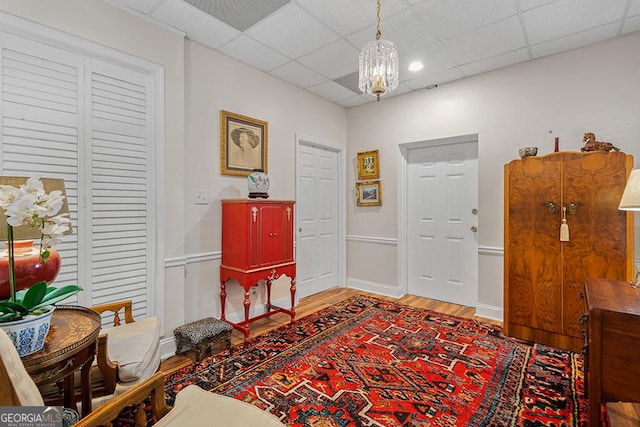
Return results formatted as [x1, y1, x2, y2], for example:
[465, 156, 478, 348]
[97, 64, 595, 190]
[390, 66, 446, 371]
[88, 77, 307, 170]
[220, 199, 296, 339]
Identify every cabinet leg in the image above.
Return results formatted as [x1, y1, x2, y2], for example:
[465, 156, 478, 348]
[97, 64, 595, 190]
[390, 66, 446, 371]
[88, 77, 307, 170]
[220, 280, 227, 321]
[242, 288, 251, 339]
[289, 277, 296, 322]
[266, 279, 272, 312]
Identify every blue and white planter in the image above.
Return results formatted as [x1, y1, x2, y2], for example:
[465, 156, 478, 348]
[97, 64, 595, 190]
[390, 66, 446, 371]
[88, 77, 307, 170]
[0, 306, 54, 356]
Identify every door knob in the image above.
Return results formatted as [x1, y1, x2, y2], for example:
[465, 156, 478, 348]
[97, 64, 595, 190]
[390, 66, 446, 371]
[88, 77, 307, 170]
[298, 228, 302, 232]
[471, 226, 478, 232]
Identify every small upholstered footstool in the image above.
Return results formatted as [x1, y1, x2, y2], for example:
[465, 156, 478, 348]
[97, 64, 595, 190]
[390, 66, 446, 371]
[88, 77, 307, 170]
[174, 317, 232, 361]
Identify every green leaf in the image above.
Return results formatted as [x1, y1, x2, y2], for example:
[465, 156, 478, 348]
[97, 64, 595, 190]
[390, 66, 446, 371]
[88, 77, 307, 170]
[31, 285, 82, 311]
[21, 281, 48, 310]
[0, 301, 27, 314]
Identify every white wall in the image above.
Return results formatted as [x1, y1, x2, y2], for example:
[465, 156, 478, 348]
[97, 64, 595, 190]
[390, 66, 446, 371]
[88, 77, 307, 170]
[183, 40, 347, 324]
[347, 31, 640, 317]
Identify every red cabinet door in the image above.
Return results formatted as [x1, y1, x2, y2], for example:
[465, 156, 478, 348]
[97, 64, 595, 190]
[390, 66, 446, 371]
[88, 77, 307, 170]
[222, 199, 294, 271]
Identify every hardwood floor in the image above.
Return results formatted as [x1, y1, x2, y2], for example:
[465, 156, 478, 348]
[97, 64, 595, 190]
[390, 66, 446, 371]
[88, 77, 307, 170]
[159, 286, 638, 426]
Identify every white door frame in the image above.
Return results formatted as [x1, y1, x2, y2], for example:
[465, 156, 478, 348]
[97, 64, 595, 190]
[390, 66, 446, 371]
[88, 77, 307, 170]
[397, 133, 479, 297]
[295, 134, 347, 299]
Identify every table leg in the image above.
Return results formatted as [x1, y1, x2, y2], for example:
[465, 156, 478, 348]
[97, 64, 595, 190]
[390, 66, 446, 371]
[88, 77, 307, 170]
[63, 375, 77, 414]
[220, 280, 227, 321]
[80, 358, 93, 417]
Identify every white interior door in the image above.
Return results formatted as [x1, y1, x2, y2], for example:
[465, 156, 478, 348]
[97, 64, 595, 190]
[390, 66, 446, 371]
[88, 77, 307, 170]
[296, 141, 340, 298]
[407, 141, 478, 307]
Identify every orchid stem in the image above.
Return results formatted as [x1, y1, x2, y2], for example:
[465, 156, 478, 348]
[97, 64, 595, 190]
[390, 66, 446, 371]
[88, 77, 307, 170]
[7, 224, 15, 303]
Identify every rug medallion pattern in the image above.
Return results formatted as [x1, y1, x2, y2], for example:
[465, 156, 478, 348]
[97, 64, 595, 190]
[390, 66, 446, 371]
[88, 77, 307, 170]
[165, 296, 587, 426]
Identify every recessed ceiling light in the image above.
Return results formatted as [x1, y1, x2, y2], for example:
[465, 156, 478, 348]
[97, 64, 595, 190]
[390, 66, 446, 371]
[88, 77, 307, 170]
[408, 61, 423, 72]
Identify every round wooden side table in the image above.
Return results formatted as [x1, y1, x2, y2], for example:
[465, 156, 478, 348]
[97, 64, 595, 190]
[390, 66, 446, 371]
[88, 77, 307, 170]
[21, 305, 101, 417]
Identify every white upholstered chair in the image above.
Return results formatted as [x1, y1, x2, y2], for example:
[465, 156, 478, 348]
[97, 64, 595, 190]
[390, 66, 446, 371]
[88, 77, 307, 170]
[89, 300, 161, 405]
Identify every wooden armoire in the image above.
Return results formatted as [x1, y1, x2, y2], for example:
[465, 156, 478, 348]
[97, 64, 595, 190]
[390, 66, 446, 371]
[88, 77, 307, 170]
[504, 151, 634, 352]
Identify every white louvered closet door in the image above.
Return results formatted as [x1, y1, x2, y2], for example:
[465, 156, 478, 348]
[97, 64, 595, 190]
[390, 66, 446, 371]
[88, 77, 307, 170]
[0, 32, 155, 319]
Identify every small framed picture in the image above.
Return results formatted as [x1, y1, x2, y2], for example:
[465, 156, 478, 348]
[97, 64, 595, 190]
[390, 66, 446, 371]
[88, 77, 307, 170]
[356, 180, 382, 206]
[220, 110, 268, 177]
[357, 150, 380, 180]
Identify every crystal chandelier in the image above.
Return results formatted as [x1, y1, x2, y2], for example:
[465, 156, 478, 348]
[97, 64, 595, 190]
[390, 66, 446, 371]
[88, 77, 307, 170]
[358, 0, 399, 101]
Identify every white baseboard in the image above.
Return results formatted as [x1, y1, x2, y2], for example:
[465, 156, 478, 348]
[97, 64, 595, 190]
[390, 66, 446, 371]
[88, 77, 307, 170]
[346, 278, 404, 298]
[475, 303, 503, 323]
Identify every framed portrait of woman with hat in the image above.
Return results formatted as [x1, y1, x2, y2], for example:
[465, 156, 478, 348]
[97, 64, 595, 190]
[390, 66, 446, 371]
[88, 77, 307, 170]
[220, 110, 268, 176]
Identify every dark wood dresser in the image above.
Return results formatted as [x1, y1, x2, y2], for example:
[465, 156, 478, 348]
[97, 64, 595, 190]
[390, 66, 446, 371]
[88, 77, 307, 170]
[584, 277, 640, 426]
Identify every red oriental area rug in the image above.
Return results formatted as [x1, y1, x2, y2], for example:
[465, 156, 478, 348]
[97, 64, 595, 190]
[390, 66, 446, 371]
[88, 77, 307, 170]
[164, 296, 588, 426]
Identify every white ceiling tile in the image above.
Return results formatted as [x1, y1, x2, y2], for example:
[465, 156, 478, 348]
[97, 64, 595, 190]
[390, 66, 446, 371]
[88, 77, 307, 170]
[440, 16, 526, 65]
[152, 0, 240, 48]
[622, 15, 640, 34]
[219, 36, 290, 72]
[459, 48, 530, 77]
[270, 61, 327, 88]
[298, 40, 360, 79]
[400, 42, 458, 79]
[307, 80, 358, 102]
[518, 0, 557, 12]
[246, 3, 339, 58]
[413, 0, 517, 40]
[530, 23, 620, 58]
[523, 0, 628, 44]
[335, 95, 368, 108]
[348, 8, 439, 54]
[403, 67, 465, 90]
[628, 1, 640, 16]
[296, 0, 409, 35]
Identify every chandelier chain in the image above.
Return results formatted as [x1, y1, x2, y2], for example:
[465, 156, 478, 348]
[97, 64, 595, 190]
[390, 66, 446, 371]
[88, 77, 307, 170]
[375, 0, 381, 40]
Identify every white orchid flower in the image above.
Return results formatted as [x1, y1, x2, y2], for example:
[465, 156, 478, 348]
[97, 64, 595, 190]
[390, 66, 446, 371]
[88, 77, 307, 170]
[0, 185, 21, 209]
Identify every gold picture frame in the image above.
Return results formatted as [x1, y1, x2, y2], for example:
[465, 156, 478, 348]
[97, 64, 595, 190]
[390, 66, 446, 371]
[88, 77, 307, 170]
[356, 180, 382, 206]
[220, 110, 268, 177]
[357, 150, 379, 180]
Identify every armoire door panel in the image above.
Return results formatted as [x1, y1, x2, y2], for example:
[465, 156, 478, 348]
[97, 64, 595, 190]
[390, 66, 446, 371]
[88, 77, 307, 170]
[562, 152, 630, 337]
[507, 158, 562, 332]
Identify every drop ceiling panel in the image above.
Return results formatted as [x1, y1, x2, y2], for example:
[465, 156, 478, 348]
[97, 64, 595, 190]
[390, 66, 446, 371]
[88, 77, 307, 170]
[219, 35, 290, 71]
[298, 40, 360, 79]
[246, 3, 339, 58]
[530, 23, 620, 58]
[440, 16, 526, 65]
[413, 0, 518, 40]
[307, 80, 359, 102]
[459, 48, 530, 77]
[523, 0, 629, 44]
[622, 15, 640, 34]
[270, 61, 326, 88]
[403, 67, 465, 90]
[296, 0, 408, 36]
